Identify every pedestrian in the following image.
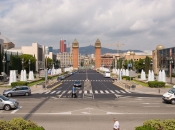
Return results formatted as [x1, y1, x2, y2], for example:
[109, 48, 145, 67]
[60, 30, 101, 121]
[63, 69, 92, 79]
[113, 118, 120, 130]
[72, 86, 77, 98]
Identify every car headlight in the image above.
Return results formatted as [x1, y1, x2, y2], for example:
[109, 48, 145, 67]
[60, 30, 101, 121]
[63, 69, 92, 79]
[165, 95, 172, 100]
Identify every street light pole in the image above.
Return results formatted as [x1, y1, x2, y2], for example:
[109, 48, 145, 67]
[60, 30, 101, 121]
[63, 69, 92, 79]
[28, 59, 31, 72]
[21, 58, 24, 70]
[2, 56, 6, 82]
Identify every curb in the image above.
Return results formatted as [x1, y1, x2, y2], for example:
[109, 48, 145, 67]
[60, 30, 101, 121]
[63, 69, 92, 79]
[113, 82, 127, 91]
[49, 83, 62, 91]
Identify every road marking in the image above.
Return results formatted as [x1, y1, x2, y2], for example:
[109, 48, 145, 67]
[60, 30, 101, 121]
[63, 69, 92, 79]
[89, 90, 93, 94]
[11, 106, 22, 114]
[68, 90, 72, 94]
[105, 90, 109, 93]
[143, 106, 160, 107]
[125, 90, 131, 93]
[95, 90, 98, 94]
[120, 90, 126, 93]
[100, 90, 104, 93]
[84, 91, 87, 94]
[142, 103, 160, 104]
[56, 91, 61, 94]
[106, 112, 120, 114]
[44, 91, 50, 94]
[50, 91, 56, 94]
[110, 90, 115, 94]
[79, 90, 82, 94]
[57, 112, 71, 114]
[0, 110, 3, 113]
[81, 112, 91, 114]
[115, 90, 120, 93]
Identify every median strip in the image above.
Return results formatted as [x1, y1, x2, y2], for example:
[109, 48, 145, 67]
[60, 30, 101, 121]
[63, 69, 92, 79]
[49, 83, 62, 91]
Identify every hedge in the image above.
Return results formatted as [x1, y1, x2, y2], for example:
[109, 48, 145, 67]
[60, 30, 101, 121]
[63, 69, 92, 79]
[148, 81, 165, 88]
[0, 118, 45, 130]
[138, 75, 141, 78]
[122, 76, 133, 80]
[135, 119, 175, 130]
[11, 81, 28, 87]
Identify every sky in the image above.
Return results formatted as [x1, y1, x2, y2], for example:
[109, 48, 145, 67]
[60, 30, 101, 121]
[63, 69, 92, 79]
[0, 0, 175, 51]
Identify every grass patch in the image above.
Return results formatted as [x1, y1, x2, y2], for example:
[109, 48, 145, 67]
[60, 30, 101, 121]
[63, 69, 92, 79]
[28, 80, 45, 87]
[131, 80, 149, 87]
[132, 79, 173, 88]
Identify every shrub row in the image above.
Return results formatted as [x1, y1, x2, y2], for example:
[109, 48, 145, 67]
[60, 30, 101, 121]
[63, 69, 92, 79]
[122, 76, 134, 80]
[11, 81, 28, 87]
[148, 81, 165, 88]
[0, 118, 45, 130]
[135, 119, 175, 130]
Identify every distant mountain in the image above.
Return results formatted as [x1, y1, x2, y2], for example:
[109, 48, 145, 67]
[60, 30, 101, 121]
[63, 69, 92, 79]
[53, 45, 142, 55]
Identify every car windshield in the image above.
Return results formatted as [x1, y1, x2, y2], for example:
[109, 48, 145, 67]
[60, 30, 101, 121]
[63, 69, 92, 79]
[0, 95, 9, 101]
[168, 88, 175, 94]
[75, 81, 80, 84]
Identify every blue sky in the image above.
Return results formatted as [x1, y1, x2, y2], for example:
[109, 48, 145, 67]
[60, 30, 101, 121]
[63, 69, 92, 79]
[0, 0, 175, 51]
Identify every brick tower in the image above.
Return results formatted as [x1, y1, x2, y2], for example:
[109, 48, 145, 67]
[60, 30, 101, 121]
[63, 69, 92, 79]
[95, 39, 101, 69]
[72, 38, 79, 69]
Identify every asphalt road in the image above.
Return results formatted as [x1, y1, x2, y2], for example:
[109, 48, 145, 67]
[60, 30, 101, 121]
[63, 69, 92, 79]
[1, 69, 173, 130]
[23, 69, 162, 99]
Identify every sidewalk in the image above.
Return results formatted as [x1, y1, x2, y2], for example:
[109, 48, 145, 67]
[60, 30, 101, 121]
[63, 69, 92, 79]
[113, 80, 171, 95]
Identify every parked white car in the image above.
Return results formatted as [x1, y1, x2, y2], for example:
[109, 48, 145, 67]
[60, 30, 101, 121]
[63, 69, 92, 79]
[162, 85, 175, 104]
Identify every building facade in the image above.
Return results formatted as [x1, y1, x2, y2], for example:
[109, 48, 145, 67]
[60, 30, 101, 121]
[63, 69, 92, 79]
[60, 39, 67, 52]
[153, 45, 175, 75]
[0, 33, 15, 50]
[101, 55, 113, 68]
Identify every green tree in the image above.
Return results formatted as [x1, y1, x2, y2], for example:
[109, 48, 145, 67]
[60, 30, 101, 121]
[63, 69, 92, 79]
[20, 54, 36, 73]
[135, 59, 145, 73]
[144, 56, 152, 74]
[81, 61, 84, 67]
[46, 57, 53, 69]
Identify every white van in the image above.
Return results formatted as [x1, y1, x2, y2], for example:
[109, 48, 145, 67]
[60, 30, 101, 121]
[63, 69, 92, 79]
[104, 71, 111, 78]
[162, 85, 175, 104]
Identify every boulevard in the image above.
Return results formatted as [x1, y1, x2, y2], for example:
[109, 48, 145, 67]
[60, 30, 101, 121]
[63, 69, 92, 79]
[0, 69, 174, 130]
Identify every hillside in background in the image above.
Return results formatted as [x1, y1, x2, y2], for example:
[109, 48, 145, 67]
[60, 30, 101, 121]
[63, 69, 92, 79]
[53, 45, 142, 55]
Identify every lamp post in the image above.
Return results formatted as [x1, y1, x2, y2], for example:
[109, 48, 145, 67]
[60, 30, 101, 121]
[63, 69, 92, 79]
[168, 56, 173, 84]
[28, 59, 31, 72]
[21, 58, 24, 70]
[2, 56, 6, 82]
[150, 60, 153, 70]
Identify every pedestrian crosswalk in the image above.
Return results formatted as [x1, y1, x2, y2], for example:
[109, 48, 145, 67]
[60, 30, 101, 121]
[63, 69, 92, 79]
[62, 80, 113, 82]
[42, 89, 131, 95]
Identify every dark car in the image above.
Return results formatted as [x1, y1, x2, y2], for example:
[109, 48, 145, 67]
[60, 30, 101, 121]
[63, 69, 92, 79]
[3, 86, 31, 97]
[73, 80, 82, 87]
[57, 76, 62, 81]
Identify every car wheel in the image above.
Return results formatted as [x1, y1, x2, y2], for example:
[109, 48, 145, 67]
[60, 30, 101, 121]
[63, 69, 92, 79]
[25, 92, 29, 96]
[4, 105, 11, 111]
[7, 93, 12, 97]
[171, 99, 175, 105]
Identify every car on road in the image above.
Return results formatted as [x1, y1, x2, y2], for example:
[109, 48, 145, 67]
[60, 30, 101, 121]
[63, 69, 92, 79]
[73, 80, 82, 87]
[104, 71, 111, 78]
[0, 95, 19, 111]
[162, 85, 175, 104]
[3, 86, 31, 97]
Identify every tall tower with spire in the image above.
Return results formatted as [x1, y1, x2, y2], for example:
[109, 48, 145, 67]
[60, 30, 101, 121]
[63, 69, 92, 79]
[72, 38, 79, 69]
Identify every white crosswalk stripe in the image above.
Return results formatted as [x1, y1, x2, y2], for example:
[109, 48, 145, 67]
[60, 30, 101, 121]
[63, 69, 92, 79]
[105, 90, 109, 93]
[56, 91, 61, 94]
[42, 89, 130, 95]
[110, 90, 115, 94]
[100, 90, 104, 93]
[68, 90, 72, 94]
[115, 90, 120, 93]
[120, 90, 126, 93]
[50, 91, 56, 94]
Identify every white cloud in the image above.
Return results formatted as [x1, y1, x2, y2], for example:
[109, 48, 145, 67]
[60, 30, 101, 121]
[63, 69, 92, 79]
[0, 0, 175, 51]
